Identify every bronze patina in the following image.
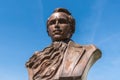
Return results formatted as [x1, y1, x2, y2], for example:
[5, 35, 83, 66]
[26, 8, 101, 80]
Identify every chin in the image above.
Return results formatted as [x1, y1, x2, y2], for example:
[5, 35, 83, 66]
[52, 35, 61, 40]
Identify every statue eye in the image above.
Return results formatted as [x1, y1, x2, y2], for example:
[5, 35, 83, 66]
[59, 19, 68, 24]
[49, 20, 56, 25]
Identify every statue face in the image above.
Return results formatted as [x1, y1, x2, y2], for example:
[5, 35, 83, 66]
[47, 12, 72, 41]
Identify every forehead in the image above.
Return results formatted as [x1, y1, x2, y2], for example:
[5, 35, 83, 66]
[48, 12, 69, 21]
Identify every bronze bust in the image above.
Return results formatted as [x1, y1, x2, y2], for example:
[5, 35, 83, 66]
[26, 8, 101, 80]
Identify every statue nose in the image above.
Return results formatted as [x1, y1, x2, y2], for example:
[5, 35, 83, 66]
[55, 21, 59, 28]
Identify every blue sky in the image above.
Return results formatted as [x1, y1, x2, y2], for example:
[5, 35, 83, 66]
[0, 0, 120, 80]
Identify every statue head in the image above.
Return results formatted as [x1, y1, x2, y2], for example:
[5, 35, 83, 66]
[47, 8, 75, 41]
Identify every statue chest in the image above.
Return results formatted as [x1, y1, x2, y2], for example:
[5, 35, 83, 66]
[53, 47, 86, 80]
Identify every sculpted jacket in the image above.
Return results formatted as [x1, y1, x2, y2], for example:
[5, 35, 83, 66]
[26, 40, 101, 80]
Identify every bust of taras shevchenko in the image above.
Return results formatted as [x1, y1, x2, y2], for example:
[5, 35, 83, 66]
[26, 8, 101, 80]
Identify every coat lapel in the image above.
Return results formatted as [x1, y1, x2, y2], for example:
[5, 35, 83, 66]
[61, 41, 85, 77]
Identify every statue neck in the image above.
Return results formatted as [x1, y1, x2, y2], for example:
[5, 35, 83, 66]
[52, 38, 71, 44]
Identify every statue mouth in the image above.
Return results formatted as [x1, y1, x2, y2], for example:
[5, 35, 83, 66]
[53, 30, 62, 34]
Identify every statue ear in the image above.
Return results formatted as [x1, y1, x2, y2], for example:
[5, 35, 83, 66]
[47, 29, 50, 36]
[46, 20, 50, 36]
[69, 28, 73, 34]
[66, 30, 73, 39]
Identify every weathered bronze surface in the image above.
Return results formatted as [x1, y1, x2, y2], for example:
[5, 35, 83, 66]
[26, 8, 101, 80]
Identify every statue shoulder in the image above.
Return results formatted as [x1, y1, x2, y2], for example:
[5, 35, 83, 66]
[25, 46, 52, 68]
[82, 44, 101, 58]
[69, 41, 102, 58]
[25, 51, 41, 68]
[82, 44, 97, 51]
[80, 44, 102, 80]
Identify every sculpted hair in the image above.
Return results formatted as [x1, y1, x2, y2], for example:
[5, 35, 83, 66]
[47, 8, 75, 33]
[53, 8, 71, 15]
